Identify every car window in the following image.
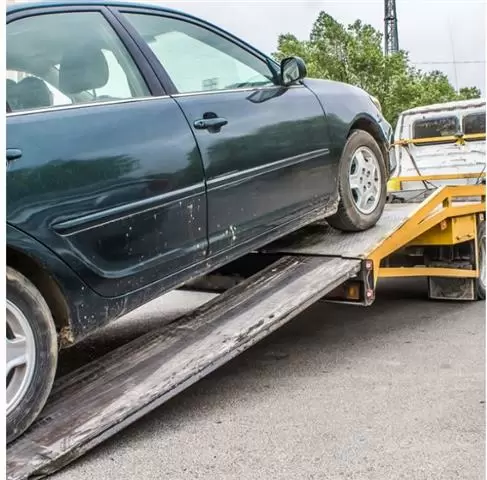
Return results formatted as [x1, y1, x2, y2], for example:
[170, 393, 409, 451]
[123, 13, 276, 94]
[7, 70, 72, 109]
[412, 116, 460, 146]
[463, 112, 486, 137]
[6, 11, 150, 113]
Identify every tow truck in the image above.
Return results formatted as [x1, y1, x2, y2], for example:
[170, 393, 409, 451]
[6, 148, 486, 479]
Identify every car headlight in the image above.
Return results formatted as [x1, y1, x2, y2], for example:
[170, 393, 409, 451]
[369, 95, 382, 113]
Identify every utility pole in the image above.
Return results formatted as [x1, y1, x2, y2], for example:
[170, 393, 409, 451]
[384, 0, 399, 55]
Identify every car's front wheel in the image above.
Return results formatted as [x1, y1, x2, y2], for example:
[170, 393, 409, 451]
[6, 266, 58, 444]
[327, 129, 387, 232]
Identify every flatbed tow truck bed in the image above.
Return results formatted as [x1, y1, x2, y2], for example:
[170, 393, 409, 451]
[6, 177, 486, 480]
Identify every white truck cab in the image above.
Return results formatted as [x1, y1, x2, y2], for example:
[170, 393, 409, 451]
[389, 98, 486, 195]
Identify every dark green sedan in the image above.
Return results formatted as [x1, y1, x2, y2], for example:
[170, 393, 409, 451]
[6, 0, 395, 442]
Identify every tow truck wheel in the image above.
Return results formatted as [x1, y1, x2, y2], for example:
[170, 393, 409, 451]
[327, 129, 387, 232]
[6, 267, 58, 444]
[477, 219, 486, 300]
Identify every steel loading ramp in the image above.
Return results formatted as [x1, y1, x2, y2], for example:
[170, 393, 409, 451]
[263, 203, 420, 259]
[7, 255, 360, 480]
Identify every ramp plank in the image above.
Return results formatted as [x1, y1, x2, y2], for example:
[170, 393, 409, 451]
[7, 255, 360, 480]
[265, 203, 419, 258]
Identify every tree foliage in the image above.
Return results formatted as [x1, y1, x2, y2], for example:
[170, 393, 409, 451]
[458, 86, 482, 99]
[273, 12, 482, 126]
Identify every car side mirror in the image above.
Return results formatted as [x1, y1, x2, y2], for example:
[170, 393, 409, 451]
[280, 56, 307, 86]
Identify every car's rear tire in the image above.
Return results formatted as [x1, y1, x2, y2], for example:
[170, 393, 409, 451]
[6, 266, 58, 444]
[327, 129, 387, 232]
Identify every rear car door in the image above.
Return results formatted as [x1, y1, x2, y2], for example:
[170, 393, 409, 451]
[6, 7, 208, 298]
[116, 8, 335, 255]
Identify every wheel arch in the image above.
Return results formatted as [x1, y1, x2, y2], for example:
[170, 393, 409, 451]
[6, 226, 73, 346]
[348, 115, 390, 176]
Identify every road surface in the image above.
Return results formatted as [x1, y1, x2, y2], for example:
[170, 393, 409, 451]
[53, 278, 485, 480]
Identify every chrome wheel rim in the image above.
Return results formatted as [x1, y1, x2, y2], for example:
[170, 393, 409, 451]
[349, 146, 382, 214]
[6, 300, 36, 415]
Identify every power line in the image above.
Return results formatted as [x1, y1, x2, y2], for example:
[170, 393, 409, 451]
[411, 61, 486, 65]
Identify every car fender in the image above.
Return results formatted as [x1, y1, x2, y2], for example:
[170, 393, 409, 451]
[303, 78, 395, 174]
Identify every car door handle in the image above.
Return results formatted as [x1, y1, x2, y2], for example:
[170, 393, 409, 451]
[193, 117, 228, 130]
[6, 148, 22, 162]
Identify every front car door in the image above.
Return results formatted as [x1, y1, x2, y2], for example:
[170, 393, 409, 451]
[6, 6, 208, 298]
[116, 8, 336, 256]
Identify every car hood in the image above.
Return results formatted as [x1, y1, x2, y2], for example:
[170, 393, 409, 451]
[303, 77, 369, 99]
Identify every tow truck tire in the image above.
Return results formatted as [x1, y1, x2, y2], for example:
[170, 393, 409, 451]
[327, 129, 387, 232]
[7, 267, 58, 444]
[477, 219, 485, 300]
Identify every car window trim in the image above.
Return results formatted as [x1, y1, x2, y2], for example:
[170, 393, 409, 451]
[170, 84, 303, 98]
[6, 5, 165, 101]
[6, 84, 304, 118]
[109, 6, 282, 95]
[6, 94, 169, 118]
[108, 6, 178, 95]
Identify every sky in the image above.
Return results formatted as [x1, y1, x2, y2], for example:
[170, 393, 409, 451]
[141, 0, 486, 94]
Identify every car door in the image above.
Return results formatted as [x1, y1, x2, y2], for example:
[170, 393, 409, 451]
[6, 7, 208, 298]
[116, 9, 335, 255]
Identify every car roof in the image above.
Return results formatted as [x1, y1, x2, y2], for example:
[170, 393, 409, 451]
[6, 0, 275, 66]
[7, 1, 185, 16]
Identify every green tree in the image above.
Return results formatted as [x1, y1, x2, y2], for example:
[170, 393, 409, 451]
[458, 86, 483, 100]
[273, 12, 482, 126]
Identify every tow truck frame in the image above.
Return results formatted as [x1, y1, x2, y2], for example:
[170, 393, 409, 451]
[6, 170, 486, 480]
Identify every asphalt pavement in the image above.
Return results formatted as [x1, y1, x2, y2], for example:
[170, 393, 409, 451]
[53, 278, 485, 480]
